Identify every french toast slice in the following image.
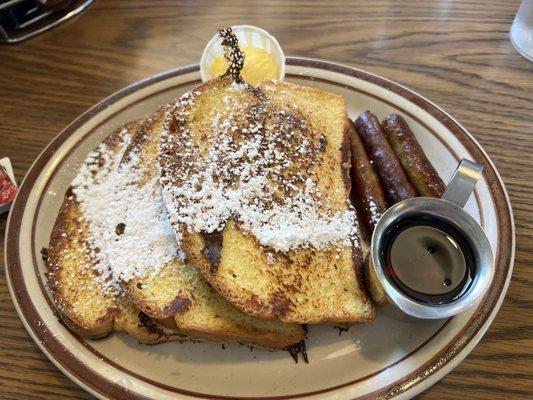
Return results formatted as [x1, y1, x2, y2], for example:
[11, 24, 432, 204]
[160, 78, 375, 324]
[46, 123, 186, 344]
[112, 109, 304, 349]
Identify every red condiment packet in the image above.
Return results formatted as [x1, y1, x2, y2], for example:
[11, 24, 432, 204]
[0, 165, 17, 205]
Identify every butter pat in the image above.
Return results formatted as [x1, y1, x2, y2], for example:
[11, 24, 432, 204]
[210, 46, 280, 86]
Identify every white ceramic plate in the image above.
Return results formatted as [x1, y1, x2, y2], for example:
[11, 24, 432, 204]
[5, 58, 515, 400]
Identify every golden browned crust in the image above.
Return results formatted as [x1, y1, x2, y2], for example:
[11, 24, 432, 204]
[58, 307, 116, 340]
[382, 114, 445, 198]
[46, 187, 118, 338]
[362, 253, 388, 306]
[182, 227, 286, 320]
[120, 278, 190, 322]
[116, 101, 303, 349]
[355, 111, 416, 206]
[124, 310, 188, 345]
[185, 224, 375, 324]
[177, 229, 305, 348]
[114, 110, 188, 323]
[120, 108, 165, 167]
[46, 124, 187, 344]
[170, 79, 375, 324]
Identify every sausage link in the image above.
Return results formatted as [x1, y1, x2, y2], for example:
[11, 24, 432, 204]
[382, 114, 445, 198]
[348, 119, 387, 240]
[354, 111, 416, 206]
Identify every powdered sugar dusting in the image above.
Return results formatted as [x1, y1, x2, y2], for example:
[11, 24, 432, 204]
[102, 170, 182, 283]
[367, 199, 381, 226]
[71, 121, 182, 291]
[69, 128, 131, 294]
[160, 81, 359, 252]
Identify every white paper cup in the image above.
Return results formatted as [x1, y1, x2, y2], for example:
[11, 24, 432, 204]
[200, 25, 285, 83]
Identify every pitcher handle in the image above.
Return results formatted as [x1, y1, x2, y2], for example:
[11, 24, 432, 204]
[441, 158, 483, 208]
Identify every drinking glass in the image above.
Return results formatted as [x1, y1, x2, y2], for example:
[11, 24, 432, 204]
[510, 0, 533, 61]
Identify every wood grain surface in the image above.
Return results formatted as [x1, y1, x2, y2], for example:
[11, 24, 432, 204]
[0, 1, 531, 399]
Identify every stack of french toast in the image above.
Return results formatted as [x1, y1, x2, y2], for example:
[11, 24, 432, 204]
[45, 74, 444, 352]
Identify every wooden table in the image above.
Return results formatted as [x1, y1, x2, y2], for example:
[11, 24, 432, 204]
[1, 1, 531, 399]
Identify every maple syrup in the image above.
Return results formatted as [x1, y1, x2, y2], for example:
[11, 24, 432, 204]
[379, 216, 475, 305]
